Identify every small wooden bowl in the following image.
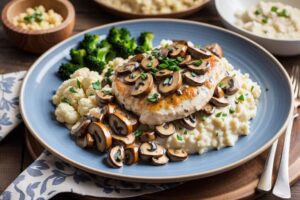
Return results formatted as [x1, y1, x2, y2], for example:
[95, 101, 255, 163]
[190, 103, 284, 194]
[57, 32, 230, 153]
[2, 0, 75, 54]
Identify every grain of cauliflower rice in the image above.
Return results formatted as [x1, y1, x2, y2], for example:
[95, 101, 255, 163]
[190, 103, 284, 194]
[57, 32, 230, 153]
[52, 40, 261, 155]
[235, 1, 300, 39]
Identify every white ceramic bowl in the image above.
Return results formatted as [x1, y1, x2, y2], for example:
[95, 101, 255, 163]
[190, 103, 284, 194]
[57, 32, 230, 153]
[215, 0, 300, 56]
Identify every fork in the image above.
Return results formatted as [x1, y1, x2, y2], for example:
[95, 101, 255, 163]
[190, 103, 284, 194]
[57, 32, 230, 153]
[257, 65, 299, 196]
[272, 65, 300, 198]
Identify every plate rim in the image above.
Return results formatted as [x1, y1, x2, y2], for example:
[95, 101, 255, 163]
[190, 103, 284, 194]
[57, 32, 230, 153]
[20, 18, 294, 183]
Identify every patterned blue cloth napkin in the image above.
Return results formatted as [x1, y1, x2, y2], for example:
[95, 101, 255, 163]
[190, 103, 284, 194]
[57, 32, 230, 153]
[0, 71, 179, 199]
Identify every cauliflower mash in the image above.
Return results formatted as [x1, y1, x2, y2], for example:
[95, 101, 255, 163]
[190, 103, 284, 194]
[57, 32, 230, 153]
[235, 1, 300, 39]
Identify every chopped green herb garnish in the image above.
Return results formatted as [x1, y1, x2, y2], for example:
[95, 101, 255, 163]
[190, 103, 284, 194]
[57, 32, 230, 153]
[92, 80, 101, 90]
[177, 57, 184, 62]
[159, 57, 181, 71]
[134, 129, 143, 137]
[216, 112, 227, 119]
[129, 73, 136, 79]
[271, 6, 278, 12]
[150, 67, 158, 74]
[102, 89, 112, 96]
[200, 115, 207, 121]
[163, 77, 172, 85]
[251, 85, 254, 92]
[278, 9, 289, 17]
[61, 97, 71, 105]
[229, 107, 235, 114]
[184, 130, 188, 135]
[254, 10, 261, 15]
[237, 94, 245, 102]
[192, 60, 203, 66]
[140, 73, 148, 80]
[76, 79, 81, 88]
[114, 149, 122, 162]
[24, 7, 44, 23]
[69, 87, 77, 93]
[216, 112, 222, 117]
[218, 82, 224, 88]
[177, 134, 183, 141]
[262, 17, 268, 24]
[147, 93, 160, 103]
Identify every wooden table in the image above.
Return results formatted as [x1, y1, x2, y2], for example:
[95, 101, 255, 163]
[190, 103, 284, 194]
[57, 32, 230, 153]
[1, 0, 300, 199]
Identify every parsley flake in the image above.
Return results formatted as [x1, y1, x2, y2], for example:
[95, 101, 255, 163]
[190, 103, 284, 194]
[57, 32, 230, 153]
[177, 134, 183, 141]
[92, 80, 101, 90]
[192, 60, 203, 66]
[69, 87, 77, 93]
[147, 93, 160, 103]
[140, 73, 148, 80]
[76, 79, 81, 88]
[134, 129, 143, 137]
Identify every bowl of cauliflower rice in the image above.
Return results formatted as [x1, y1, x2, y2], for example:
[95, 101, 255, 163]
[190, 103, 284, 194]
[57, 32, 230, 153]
[20, 19, 293, 182]
[215, 0, 300, 56]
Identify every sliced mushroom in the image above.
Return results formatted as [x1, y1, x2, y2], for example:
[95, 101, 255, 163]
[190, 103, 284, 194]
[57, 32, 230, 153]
[213, 86, 225, 98]
[141, 56, 159, 71]
[84, 107, 105, 122]
[77, 133, 95, 148]
[202, 103, 215, 115]
[187, 46, 212, 59]
[130, 53, 145, 62]
[107, 146, 124, 168]
[187, 60, 210, 75]
[104, 103, 117, 115]
[152, 155, 169, 166]
[155, 123, 176, 138]
[155, 69, 173, 79]
[139, 142, 165, 160]
[88, 122, 112, 152]
[179, 55, 192, 67]
[169, 43, 188, 57]
[167, 149, 188, 162]
[157, 48, 169, 59]
[115, 62, 138, 75]
[158, 71, 182, 95]
[96, 89, 114, 105]
[112, 133, 135, 147]
[116, 109, 139, 131]
[205, 43, 223, 58]
[70, 119, 91, 138]
[220, 76, 239, 95]
[124, 71, 141, 85]
[131, 73, 154, 97]
[183, 71, 206, 86]
[209, 97, 229, 107]
[109, 111, 133, 136]
[124, 146, 139, 165]
[179, 114, 196, 130]
[140, 131, 156, 142]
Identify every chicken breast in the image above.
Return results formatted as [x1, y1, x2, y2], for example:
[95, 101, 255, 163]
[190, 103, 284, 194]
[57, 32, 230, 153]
[112, 55, 227, 126]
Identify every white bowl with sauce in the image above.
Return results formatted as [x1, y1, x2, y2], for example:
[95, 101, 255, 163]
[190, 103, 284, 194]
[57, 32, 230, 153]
[215, 0, 300, 56]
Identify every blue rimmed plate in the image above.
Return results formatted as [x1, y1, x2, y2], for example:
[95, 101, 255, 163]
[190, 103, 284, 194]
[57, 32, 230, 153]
[20, 19, 293, 183]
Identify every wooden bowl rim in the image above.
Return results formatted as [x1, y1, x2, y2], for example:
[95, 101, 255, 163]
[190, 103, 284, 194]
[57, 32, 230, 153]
[1, 0, 75, 35]
[93, 0, 210, 19]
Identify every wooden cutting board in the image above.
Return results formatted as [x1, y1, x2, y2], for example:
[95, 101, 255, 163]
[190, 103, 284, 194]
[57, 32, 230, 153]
[25, 117, 300, 200]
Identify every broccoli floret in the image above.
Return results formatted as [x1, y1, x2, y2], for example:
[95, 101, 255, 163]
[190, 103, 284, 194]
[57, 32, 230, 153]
[70, 49, 86, 65]
[136, 32, 154, 53]
[58, 63, 83, 80]
[107, 27, 137, 58]
[80, 33, 99, 53]
[85, 55, 106, 72]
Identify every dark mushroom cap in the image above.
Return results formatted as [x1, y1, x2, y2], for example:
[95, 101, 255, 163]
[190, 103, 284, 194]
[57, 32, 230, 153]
[124, 146, 139, 165]
[220, 76, 239, 96]
[84, 108, 105, 122]
[140, 131, 156, 142]
[183, 71, 206, 86]
[158, 71, 182, 95]
[179, 114, 196, 130]
[155, 123, 176, 138]
[152, 154, 169, 166]
[115, 62, 138, 75]
[88, 122, 112, 152]
[96, 89, 114, 105]
[141, 56, 159, 71]
[155, 69, 173, 79]
[112, 133, 135, 147]
[124, 71, 141, 85]
[204, 43, 224, 58]
[169, 43, 188, 57]
[202, 103, 215, 115]
[139, 142, 165, 160]
[187, 45, 212, 59]
[107, 146, 125, 168]
[131, 73, 154, 97]
[130, 53, 145, 62]
[109, 111, 133, 136]
[209, 97, 229, 107]
[213, 86, 225, 98]
[186, 60, 210, 75]
[71, 119, 91, 138]
[167, 149, 188, 162]
[179, 55, 192, 67]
